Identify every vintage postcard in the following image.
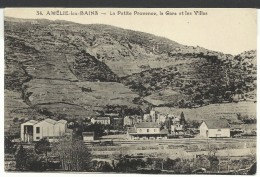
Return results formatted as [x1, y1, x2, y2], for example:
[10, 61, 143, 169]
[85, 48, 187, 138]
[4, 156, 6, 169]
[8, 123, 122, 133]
[4, 8, 257, 174]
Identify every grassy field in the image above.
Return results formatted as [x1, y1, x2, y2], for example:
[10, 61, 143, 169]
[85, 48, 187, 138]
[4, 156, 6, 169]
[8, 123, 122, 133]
[105, 58, 194, 77]
[23, 79, 139, 118]
[155, 101, 256, 122]
[143, 89, 183, 106]
[4, 90, 49, 133]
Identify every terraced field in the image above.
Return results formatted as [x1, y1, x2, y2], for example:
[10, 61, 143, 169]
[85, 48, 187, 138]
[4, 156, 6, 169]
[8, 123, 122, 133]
[23, 79, 139, 119]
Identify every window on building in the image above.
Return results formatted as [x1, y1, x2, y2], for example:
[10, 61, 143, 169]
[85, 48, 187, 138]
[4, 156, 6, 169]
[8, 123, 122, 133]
[147, 129, 149, 133]
[218, 129, 221, 131]
[36, 127, 40, 133]
[154, 129, 156, 132]
[36, 137, 40, 140]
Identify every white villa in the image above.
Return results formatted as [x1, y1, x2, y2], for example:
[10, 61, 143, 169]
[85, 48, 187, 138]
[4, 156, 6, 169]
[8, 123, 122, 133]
[157, 113, 167, 124]
[91, 117, 110, 125]
[21, 118, 67, 142]
[199, 119, 230, 138]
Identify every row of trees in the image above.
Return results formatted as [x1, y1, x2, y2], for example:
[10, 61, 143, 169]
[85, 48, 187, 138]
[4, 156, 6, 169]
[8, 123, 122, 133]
[9, 136, 256, 173]
[237, 113, 256, 124]
[89, 154, 219, 173]
[14, 137, 92, 171]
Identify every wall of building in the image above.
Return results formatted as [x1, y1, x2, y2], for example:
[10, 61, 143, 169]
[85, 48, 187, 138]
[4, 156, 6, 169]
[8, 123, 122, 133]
[199, 122, 209, 137]
[128, 133, 168, 140]
[91, 118, 95, 124]
[150, 110, 156, 121]
[33, 121, 54, 141]
[54, 123, 67, 136]
[208, 128, 230, 138]
[171, 124, 183, 133]
[83, 136, 94, 142]
[143, 114, 151, 121]
[20, 120, 67, 142]
[124, 116, 133, 126]
[20, 123, 35, 142]
[136, 127, 160, 134]
[200, 122, 230, 138]
[91, 118, 110, 125]
[157, 115, 166, 123]
[20, 124, 25, 142]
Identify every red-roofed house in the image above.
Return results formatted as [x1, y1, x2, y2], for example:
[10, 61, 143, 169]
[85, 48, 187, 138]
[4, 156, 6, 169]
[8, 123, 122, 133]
[199, 119, 230, 138]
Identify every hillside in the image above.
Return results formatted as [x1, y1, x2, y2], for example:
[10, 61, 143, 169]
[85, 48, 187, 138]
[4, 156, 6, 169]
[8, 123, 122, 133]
[4, 17, 257, 134]
[155, 101, 256, 122]
[123, 50, 256, 106]
[4, 17, 138, 134]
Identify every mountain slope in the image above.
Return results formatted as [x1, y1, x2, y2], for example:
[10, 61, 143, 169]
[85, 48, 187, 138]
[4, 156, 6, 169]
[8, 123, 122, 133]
[4, 17, 256, 134]
[4, 17, 138, 134]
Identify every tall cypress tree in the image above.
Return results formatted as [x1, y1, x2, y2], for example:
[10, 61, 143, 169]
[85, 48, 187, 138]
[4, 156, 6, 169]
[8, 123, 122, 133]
[180, 112, 186, 125]
[15, 145, 28, 171]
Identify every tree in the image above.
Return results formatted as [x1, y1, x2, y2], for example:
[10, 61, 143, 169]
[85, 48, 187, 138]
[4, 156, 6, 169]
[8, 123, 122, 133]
[13, 118, 19, 123]
[178, 99, 185, 108]
[5, 136, 15, 154]
[86, 123, 105, 138]
[34, 138, 51, 156]
[248, 162, 256, 175]
[91, 160, 113, 172]
[34, 138, 51, 167]
[164, 117, 172, 130]
[26, 154, 46, 171]
[160, 153, 168, 170]
[180, 112, 187, 125]
[193, 156, 211, 171]
[15, 145, 28, 171]
[187, 120, 201, 129]
[208, 155, 219, 172]
[51, 136, 92, 171]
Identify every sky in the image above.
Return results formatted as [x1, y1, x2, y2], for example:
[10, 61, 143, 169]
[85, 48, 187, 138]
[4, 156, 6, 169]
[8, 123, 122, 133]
[4, 8, 257, 55]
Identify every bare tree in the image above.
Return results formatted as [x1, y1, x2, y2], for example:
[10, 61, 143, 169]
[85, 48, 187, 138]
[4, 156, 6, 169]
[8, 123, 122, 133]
[51, 136, 92, 171]
[160, 153, 168, 170]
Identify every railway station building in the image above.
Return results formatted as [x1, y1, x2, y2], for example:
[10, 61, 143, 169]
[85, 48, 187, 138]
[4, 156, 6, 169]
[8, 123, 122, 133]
[127, 122, 168, 140]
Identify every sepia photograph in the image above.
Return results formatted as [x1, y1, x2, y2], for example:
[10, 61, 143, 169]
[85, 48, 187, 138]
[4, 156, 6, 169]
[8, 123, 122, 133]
[3, 8, 257, 174]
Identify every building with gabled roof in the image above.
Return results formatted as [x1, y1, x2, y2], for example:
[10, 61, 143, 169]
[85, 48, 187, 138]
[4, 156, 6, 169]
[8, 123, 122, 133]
[42, 118, 57, 125]
[104, 113, 120, 117]
[82, 132, 96, 142]
[171, 117, 184, 134]
[21, 118, 67, 142]
[20, 120, 38, 142]
[124, 115, 143, 126]
[127, 122, 168, 140]
[57, 119, 67, 124]
[91, 117, 110, 125]
[135, 122, 161, 128]
[199, 119, 230, 138]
